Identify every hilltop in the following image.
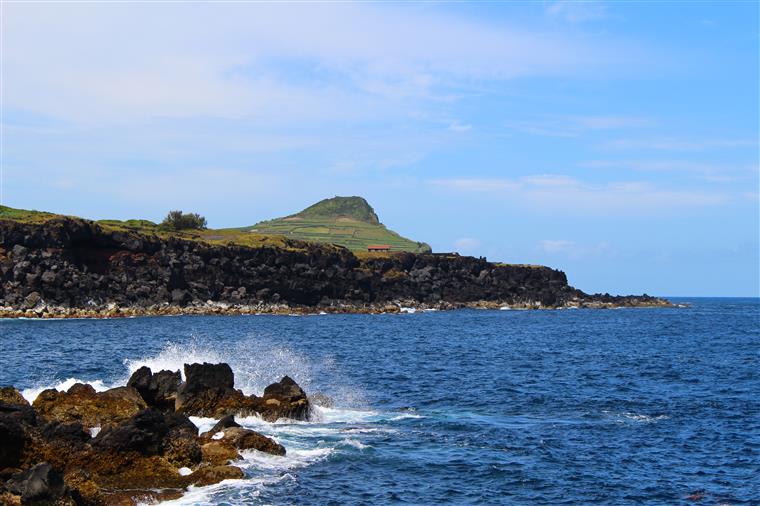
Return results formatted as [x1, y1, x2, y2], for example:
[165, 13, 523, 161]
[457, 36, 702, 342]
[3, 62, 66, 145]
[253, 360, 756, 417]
[1, 197, 430, 254]
[243, 196, 431, 253]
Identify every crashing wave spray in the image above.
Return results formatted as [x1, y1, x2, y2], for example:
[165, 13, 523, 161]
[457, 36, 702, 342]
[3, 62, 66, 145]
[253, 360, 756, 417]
[121, 335, 368, 408]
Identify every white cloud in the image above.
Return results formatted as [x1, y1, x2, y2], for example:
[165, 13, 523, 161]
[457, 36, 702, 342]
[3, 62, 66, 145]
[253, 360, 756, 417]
[3, 2, 618, 125]
[430, 178, 521, 192]
[581, 160, 759, 181]
[507, 115, 651, 138]
[454, 237, 481, 253]
[545, 1, 609, 23]
[600, 138, 758, 151]
[539, 239, 613, 259]
[430, 174, 729, 212]
[540, 239, 575, 253]
[448, 121, 473, 132]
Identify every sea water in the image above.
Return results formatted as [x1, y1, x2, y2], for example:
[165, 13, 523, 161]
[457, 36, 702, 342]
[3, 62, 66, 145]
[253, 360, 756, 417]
[1, 298, 758, 504]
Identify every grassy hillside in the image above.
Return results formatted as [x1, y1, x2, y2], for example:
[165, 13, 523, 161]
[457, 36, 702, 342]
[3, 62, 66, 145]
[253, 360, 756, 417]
[242, 196, 431, 253]
[0, 205, 57, 223]
[0, 197, 431, 254]
[0, 205, 303, 251]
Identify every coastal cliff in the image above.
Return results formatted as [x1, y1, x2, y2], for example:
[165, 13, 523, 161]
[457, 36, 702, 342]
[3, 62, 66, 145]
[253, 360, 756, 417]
[0, 217, 669, 317]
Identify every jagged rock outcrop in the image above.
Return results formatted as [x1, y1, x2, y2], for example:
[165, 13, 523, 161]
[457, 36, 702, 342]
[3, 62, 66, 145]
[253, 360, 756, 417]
[4, 462, 74, 505]
[32, 384, 147, 428]
[0, 216, 670, 316]
[202, 426, 286, 456]
[260, 376, 309, 421]
[171, 363, 311, 422]
[0, 387, 29, 407]
[0, 363, 306, 505]
[127, 366, 181, 411]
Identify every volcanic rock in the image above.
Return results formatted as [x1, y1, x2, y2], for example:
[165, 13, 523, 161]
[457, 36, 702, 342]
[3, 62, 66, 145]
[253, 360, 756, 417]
[0, 362, 310, 504]
[0, 402, 38, 469]
[33, 384, 147, 428]
[208, 414, 241, 433]
[259, 375, 310, 421]
[174, 363, 256, 418]
[5, 463, 72, 505]
[0, 409, 27, 469]
[187, 465, 244, 487]
[0, 387, 29, 407]
[200, 441, 241, 466]
[218, 427, 286, 456]
[127, 366, 181, 411]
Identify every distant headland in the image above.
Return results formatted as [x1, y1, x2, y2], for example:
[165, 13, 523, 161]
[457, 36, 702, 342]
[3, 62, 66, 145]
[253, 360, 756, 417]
[0, 198, 671, 318]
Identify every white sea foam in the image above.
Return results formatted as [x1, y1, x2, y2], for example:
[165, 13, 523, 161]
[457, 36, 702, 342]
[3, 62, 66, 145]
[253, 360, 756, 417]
[188, 416, 217, 435]
[239, 446, 334, 472]
[31, 340, 395, 504]
[388, 412, 424, 421]
[621, 412, 670, 423]
[603, 410, 670, 424]
[21, 378, 111, 403]
[338, 438, 371, 450]
[122, 340, 319, 398]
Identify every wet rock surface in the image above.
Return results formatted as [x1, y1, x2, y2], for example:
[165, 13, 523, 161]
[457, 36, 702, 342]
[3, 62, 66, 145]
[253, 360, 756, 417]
[126, 367, 181, 411]
[32, 384, 147, 428]
[1, 362, 306, 505]
[260, 375, 310, 421]
[5, 463, 72, 505]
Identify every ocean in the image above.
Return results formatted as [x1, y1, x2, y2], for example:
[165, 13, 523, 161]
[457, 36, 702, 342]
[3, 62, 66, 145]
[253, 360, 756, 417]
[2, 298, 758, 505]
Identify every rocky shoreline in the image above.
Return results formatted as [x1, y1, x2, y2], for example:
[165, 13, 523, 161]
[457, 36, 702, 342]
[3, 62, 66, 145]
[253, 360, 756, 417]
[0, 297, 672, 319]
[0, 216, 672, 317]
[1, 362, 313, 505]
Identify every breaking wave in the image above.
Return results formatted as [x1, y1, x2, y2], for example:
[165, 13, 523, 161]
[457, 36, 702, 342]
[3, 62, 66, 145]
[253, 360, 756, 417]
[21, 338, 397, 505]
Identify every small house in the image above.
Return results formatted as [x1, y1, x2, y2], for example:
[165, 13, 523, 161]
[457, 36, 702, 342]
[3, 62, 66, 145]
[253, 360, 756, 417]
[367, 244, 391, 252]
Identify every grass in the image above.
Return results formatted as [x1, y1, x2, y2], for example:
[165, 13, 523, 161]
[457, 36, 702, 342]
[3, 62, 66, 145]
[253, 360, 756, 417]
[244, 216, 431, 253]
[0, 205, 58, 223]
[293, 195, 380, 224]
[0, 197, 431, 254]
[242, 196, 431, 253]
[0, 204, 545, 266]
[0, 205, 310, 252]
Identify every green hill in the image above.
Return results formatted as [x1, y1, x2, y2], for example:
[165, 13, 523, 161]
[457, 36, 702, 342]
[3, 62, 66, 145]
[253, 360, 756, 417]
[1, 197, 432, 254]
[242, 196, 431, 253]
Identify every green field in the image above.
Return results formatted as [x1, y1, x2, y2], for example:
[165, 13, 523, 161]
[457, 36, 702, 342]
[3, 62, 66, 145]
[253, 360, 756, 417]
[243, 216, 430, 253]
[0, 196, 432, 254]
[241, 197, 431, 253]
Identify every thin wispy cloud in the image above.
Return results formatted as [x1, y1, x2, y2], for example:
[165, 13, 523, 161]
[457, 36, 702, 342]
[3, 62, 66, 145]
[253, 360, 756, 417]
[454, 237, 482, 253]
[545, 1, 609, 23]
[581, 159, 759, 180]
[539, 239, 613, 259]
[430, 174, 729, 212]
[600, 138, 758, 151]
[507, 115, 651, 138]
[3, 2, 622, 125]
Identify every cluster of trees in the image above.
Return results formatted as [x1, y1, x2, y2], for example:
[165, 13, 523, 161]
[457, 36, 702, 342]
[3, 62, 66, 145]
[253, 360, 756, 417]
[161, 210, 207, 230]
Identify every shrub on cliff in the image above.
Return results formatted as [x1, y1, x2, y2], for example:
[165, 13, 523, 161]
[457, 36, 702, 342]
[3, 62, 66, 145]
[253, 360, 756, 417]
[161, 211, 207, 231]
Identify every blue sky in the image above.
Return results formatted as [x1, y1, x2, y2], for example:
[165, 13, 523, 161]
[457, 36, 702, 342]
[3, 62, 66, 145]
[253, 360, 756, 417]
[2, 1, 758, 296]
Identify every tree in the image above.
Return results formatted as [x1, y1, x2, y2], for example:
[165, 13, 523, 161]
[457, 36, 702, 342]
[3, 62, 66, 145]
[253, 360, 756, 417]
[161, 210, 207, 230]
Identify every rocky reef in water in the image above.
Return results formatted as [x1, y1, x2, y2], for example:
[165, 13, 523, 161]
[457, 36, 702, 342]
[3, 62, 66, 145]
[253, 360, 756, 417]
[0, 363, 310, 505]
[0, 217, 670, 318]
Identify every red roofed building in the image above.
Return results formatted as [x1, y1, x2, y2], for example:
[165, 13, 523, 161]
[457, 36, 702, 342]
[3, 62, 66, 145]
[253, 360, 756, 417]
[367, 244, 391, 252]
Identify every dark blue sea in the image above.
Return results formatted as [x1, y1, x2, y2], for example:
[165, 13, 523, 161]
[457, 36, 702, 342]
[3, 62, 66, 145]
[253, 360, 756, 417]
[2, 298, 759, 505]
